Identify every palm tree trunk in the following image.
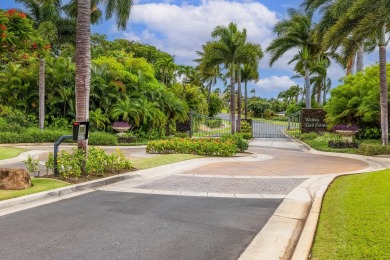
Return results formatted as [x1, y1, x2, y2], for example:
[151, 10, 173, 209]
[356, 42, 364, 72]
[304, 61, 311, 109]
[207, 83, 212, 104]
[322, 78, 326, 105]
[379, 25, 388, 145]
[237, 67, 242, 132]
[317, 83, 322, 105]
[75, 0, 91, 150]
[244, 80, 248, 119]
[230, 63, 236, 134]
[39, 58, 45, 131]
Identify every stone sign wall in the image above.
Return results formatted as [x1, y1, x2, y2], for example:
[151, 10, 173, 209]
[301, 109, 327, 133]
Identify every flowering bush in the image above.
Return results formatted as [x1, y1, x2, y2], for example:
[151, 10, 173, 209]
[43, 147, 132, 178]
[0, 9, 49, 61]
[331, 125, 359, 132]
[221, 133, 249, 152]
[146, 138, 237, 157]
[112, 121, 131, 128]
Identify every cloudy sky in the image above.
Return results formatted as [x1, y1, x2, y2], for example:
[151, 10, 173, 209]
[2, 0, 389, 98]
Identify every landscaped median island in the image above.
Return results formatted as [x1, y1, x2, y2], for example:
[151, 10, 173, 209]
[311, 169, 390, 259]
[0, 134, 248, 201]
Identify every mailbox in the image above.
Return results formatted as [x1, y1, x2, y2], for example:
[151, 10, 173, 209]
[72, 121, 89, 141]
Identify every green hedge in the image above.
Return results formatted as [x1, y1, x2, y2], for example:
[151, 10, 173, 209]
[358, 143, 390, 156]
[146, 138, 237, 157]
[0, 128, 118, 145]
[89, 132, 118, 145]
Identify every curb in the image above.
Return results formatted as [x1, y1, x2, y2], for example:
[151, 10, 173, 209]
[0, 171, 137, 212]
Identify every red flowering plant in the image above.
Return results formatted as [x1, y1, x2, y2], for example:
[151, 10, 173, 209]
[0, 9, 50, 63]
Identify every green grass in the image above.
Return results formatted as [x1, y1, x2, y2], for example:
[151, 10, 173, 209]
[132, 154, 202, 170]
[0, 178, 70, 201]
[311, 169, 390, 259]
[0, 147, 26, 160]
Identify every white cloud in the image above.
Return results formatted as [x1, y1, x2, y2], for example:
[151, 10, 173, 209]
[124, 1, 278, 65]
[255, 76, 297, 91]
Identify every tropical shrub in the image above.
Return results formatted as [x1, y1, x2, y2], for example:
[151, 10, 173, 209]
[221, 133, 249, 152]
[240, 121, 252, 140]
[356, 127, 381, 140]
[358, 143, 390, 156]
[264, 109, 276, 118]
[89, 132, 118, 145]
[45, 147, 132, 178]
[146, 138, 237, 157]
[325, 64, 390, 129]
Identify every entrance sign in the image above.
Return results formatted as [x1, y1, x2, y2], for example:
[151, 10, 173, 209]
[301, 109, 327, 133]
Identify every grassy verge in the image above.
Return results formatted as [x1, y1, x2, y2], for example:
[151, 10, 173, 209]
[0, 147, 26, 160]
[0, 178, 70, 201]
[311, 169, 390, 259]
[132, 154, 202, 170]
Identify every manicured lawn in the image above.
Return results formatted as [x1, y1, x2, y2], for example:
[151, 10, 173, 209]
[0, 178, 70, 201]
[311, 169, 390, 259]
[131, 154, 202, 170]
[0, 147, 26, 160]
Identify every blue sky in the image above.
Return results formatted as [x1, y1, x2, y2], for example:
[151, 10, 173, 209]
[1, 0, 389, 98]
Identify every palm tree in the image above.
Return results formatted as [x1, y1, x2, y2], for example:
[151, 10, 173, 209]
[74, 0, 132, 149]
[89, 108, 110, 130]
[267, 9, 317, 109]
[236, 43, 263, 130]
[197, 22, 248, 133]
[241, 64, 259, 119]
[156, 56, 176, 86]
[321, 0, 390, 145]
[250, 88, 255, 97]
[110, 95, 140, 126]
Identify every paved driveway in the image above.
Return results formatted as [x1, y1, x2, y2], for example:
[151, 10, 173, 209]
[0, 191, 281, 260]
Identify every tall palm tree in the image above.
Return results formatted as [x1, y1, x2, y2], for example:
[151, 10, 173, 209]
[197, 22, 248, 133]
[241, 64, 260, 119]
[267, 9, 317, 109]
[321, 0, 390, 145]
[155, 56, 176, 86]
[236, 43, 263, 128]
[74, 0, 132, 149]
[250, 88, 255, 97]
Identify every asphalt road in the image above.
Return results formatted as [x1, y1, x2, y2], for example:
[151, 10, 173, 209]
[0, 191, 281, 260]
